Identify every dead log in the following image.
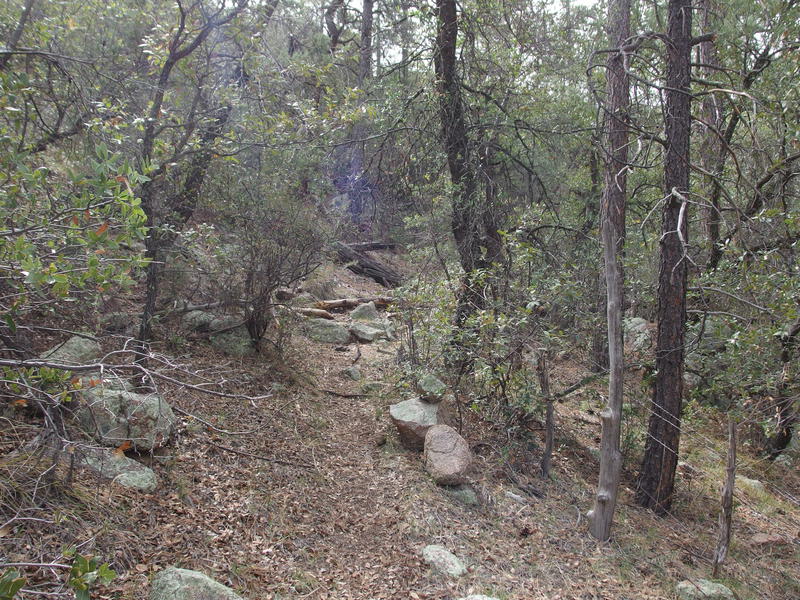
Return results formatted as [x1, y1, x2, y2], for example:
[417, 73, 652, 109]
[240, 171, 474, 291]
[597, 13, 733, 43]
[295, 307, 335, 320]
[333, 242, 402, 287]
[313, 296, 395, 311]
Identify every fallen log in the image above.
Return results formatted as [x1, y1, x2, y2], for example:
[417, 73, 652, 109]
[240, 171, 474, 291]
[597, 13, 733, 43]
[314, 296, 395, 311]
[295, 307, 335, 320]
[333, 242, 402, 287]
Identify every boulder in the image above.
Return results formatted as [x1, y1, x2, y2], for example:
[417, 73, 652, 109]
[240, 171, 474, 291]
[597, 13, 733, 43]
[210, 326, 255, 357]
[424, 425, 472, 485]
[389, 398, 438, 450]
[150, 567, 245, 600]
[77, 387, 177, 451]
[181, 310, 216, 332]
[418, 374, 447, 403]
[41, 335, 102, 366]
[305, 319, 351, 344]
[421, 545, 466, 577]
[81, 449, 158, 492]
[676, 580, 734, 600]
[349, 322, 384, 343]
[350, 301, 380, 321]
[736, 475, 766, 494]
[622, 317, 653, 352]
[342, 366, 362, 381]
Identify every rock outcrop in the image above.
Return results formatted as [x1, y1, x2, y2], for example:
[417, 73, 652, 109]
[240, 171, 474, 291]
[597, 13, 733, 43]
[305, 318, 351, 344]
[81, 449, 158, 492]
[41, 335, 102, 366]
[349, 322, 384, 343]
[424, 425, 471, 485]
[77, 386, 177, 451]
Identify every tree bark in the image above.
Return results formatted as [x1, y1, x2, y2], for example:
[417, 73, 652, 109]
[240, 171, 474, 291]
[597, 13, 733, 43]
[636, 0, 692, 515]
[434, 0, 492, 341]
[712, 420, 736, 578]
[588, 0, 630, 542]
[0, 0, 36, 71]
[768, 317, 800, 455]
[537, 353, 554, 479]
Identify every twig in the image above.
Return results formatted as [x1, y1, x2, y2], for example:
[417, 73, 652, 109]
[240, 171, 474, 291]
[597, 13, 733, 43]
[0, 563, 71, 570]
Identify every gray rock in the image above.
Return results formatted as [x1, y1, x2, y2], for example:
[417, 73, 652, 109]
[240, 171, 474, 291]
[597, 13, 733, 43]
[676, 579, 734, 600]
[210, 326, 255, 357]
[389, 398, 438, 450]
[446, 484, 479, 506]
[424, 424, 472, 485]
[421, 545, 466, 577]
[181, 310, 216, 332]
[418, 374, 447, 403]
[41, 335, 102, 366]
[342, 366, 362, 381]
[736, 475, 766, 493]
[305, 319, 351, 344]
[351, 301, 380, 321]
[623, 317, 653, 352]
[209, 315, 243, 332]
[349, 322, 384, 343]
[150, 567, 245, 600]
[77, 388, 177, 451]
[505, 490, 526, 504]
[81, 449, 158, 492]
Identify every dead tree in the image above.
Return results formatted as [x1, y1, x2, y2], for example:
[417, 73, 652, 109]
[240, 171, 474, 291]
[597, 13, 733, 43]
[588, 0, 631, 542]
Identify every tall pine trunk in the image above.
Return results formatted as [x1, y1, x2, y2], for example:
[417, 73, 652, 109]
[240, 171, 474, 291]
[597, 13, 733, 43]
[636, 0, 692, 514]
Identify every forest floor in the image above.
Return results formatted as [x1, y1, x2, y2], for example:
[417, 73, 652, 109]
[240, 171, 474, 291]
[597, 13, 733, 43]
[2, 254, 799, 600]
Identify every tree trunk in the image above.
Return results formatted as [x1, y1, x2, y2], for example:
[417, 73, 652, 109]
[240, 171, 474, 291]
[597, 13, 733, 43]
[333, 242, 402, 287]
[588, 0, 630, 542]
[712, 420, 736, 578]
[537, 352, 554, 479]
[435, 0, 491, 343]
[699, 0, 724, 271]
[0, 0, 36, 71]
[768, 317, 800, 455]
[636, 0, 692, 515]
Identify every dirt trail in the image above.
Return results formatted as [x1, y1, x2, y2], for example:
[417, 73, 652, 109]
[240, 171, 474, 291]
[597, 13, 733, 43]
[107, 269, 666, 600]
[73, 264, 798, 600]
